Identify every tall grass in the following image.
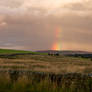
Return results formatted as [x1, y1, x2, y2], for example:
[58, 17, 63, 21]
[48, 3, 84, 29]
[0, 72, 92, 92]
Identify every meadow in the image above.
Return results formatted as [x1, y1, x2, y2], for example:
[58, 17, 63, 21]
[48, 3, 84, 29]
[0, 49, 92, 92]
[0, 53, 92, 74]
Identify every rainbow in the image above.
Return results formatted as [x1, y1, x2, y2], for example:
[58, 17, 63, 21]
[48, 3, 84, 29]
[52, 27, 61, 50]
[52, 42, 61, 50]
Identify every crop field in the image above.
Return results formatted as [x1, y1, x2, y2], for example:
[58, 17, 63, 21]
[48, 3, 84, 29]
[0, 49, 92, 92]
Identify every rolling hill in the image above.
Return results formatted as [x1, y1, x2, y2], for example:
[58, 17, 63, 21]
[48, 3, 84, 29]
[37, 50, 92, 55]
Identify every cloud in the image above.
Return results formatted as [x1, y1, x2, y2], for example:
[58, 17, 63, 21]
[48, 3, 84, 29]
[0, 22, 7, 27]
[0, 15, 7, 27]
[0, 0, 92, 51]
[0, 0, 90, 16]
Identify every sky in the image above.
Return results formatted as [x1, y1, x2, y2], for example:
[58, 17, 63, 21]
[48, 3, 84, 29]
[0, 0, 92, 51]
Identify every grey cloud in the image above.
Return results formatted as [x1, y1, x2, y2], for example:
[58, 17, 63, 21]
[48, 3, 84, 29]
[62, 0, 92, 12]
[0, 0, 92, 51]
[0, 0, 23, 8]
[0, 13, 91, 51]
[0, 15, 55, 50]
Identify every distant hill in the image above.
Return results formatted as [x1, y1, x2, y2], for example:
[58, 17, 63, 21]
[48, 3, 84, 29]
[37, 50, 92, 55]
[0, 49, 92, 57]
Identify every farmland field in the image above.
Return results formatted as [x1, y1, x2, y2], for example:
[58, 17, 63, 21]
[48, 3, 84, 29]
[0, 53, 92, 74]
[0, 49, 92, 92]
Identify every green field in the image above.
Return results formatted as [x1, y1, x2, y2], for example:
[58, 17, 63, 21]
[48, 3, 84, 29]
[0, 49, 33, 54]
[0, 49, 46, 55]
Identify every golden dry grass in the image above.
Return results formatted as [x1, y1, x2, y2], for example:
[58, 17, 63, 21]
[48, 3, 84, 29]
[0, 55, 92, 74]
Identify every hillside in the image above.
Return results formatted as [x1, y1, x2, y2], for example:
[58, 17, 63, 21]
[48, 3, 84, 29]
[37, 50, 92, 55]
[0, 49, 40, 54]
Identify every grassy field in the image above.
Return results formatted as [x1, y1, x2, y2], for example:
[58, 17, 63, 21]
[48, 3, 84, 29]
[0, 72, 92, 92]
[0, 54, 92, 74]
[0, 49, 43, 54]
[0, 49, 92, 92]
[0, 49, 30, 53]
